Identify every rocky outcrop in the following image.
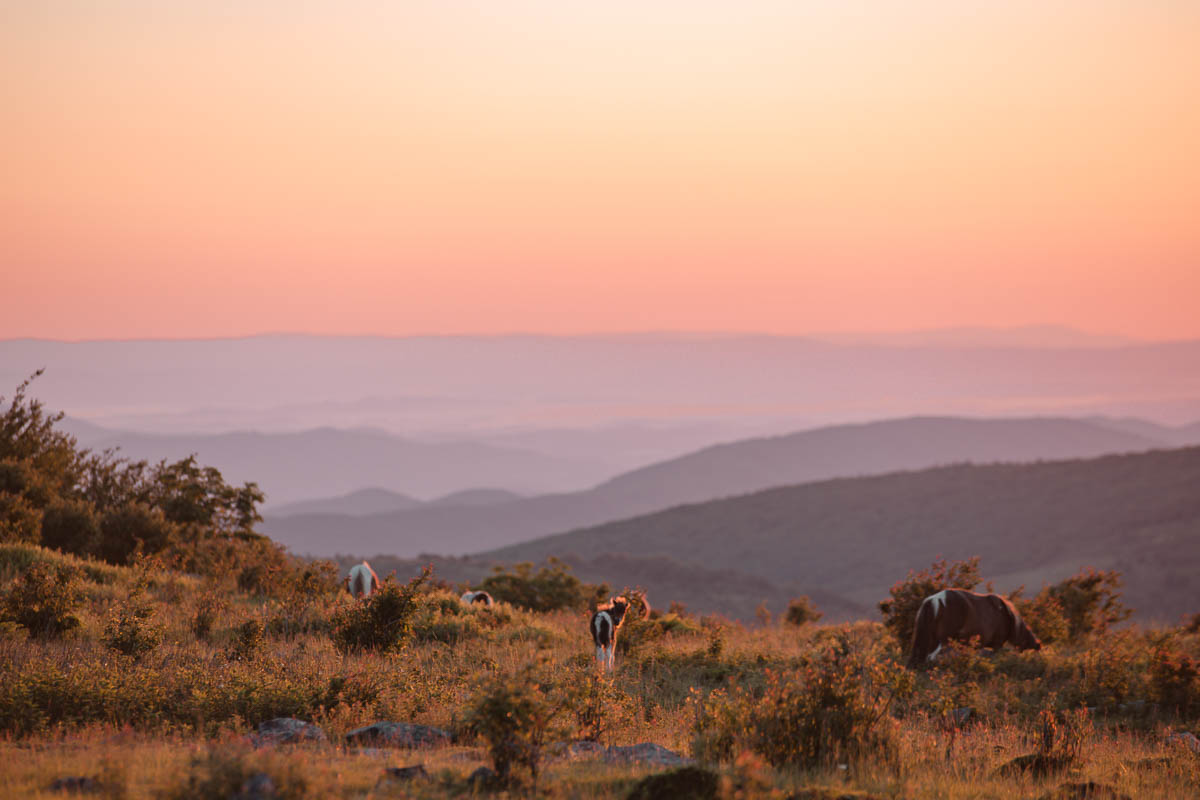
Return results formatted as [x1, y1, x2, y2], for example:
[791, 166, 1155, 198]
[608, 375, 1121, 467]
[250, 718, 327, 747]
[345, 722, 452, 749]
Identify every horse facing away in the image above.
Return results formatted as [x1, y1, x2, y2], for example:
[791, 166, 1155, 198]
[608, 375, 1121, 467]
[908, 588, 1041, 667]
[345, 560, 380, 599]
[591, 596, 630, 671]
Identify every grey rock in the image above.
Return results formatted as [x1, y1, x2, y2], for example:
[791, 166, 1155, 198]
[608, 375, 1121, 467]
[231, 772, 276, 800]
[1167, 731, 1200, 754]
[250, 718, 327, 747]
[604, 742, 692, 767]
[950, 707, 973, 726]
[49, 776, 99, 794]
[376, 765, 429, 787]
[467, 766, 501, 790]
[345, 721, 452, 749]
[547, 740, 606, 760]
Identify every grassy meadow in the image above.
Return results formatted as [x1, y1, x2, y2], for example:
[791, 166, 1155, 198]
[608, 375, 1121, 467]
[1, 542, 1198, 800]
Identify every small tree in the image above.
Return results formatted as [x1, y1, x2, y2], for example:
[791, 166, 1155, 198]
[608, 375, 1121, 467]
[879, 557, 982, 650]
[1, 560, 83, 638]
[104, 578, 164, 658]
[784, 596, 823, 627]
[479, 558, 602, 612]
[331, 567, 430, 653]
[465, 666, 569, 789]
[1043, 568, 1131, 640]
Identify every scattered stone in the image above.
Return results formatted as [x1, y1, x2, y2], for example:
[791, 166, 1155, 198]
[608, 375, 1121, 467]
[548, 740, 606, 760]
[626, 766, 718, 800]
[604, 742, 692, 767]
[375, 765, 429, 789]
[785, 791, 890, 800]
[995, 753, 1072, 778]
[345, 722, 451, 749]
[231, 772, 277, 800]
[1166, 731, 1200, 754]
[1037, 781, 1132, 800]
[950, 707, 973, 726]
[250, 718, 327, 747]
[48, 776, 99, 794]
[467, 766, 502, 791]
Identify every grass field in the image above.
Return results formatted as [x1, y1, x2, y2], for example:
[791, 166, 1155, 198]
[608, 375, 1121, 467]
[1, 543, 1198, 799]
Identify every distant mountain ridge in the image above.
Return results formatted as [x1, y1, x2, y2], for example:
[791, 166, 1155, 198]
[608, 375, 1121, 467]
[484, 446, 1200, 623]
[262, 416, 1166, 557]
[271, 487, 523, 517]
[61, 424, 606, 506]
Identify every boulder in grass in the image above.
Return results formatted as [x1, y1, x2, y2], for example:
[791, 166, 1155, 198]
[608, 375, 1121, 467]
[604, 742, 692, 767]
[1037, 781, 1133, 800]
[626, 766, 718, 800]
[250, 718, 327, 747]
[48, 776, 99, 794]
[231, 772, 277, 800]
[1167, 731, 1200, 754]
[345, 721, 452, 749]
[375, 765, 430, 789]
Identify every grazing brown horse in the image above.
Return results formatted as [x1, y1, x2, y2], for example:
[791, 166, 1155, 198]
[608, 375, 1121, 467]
[908, 588, 1041, 667]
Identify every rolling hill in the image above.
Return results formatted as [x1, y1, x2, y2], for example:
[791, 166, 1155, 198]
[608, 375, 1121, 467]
[262, 416, 1163, 557]
[61, 425, 606, 506]
[485, 446, 1200, 623]
[271, 487, 523, 517]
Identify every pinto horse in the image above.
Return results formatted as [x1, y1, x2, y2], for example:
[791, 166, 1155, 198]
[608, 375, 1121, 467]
[908, 588, 1041, 667]
[344, 560, 380, 599]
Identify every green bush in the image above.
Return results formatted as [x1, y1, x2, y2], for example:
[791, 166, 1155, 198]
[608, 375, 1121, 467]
[0, 560, 83, 637]
[191, 591, 226, 641]
[479, 558, 602, 613]
[1148, 644, 1200, 716]
[878, 556, 982, 651]
[692, 633, 908, 769]
[96, 504, 176, 565]
[330, 568, 429, 653]
[103, 579, 164, 658]
[1043, 568, 1131, 640]
[40, 498, 100, 554]
[162, 748, 309, 800]
[226, 619, 265, 661]
[464, 666, 569, 788]
[784, 595, 823, 627]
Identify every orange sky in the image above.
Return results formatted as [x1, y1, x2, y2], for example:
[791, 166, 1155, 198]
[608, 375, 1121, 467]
[3, 1, 1198, 341]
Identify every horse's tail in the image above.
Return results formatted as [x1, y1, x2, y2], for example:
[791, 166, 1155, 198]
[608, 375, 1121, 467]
[908, 597, 937, 667]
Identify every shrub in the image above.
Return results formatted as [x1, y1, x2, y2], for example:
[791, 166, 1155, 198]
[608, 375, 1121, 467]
[162, 748, 309, 800]
[191, 591, 226, 641]
[96, 504, 176, 565]
[0, 560, 83, 637]
[464, 666, 569, 788]
[227, 619, 265, 661]
[1043, 568, 1131, 640]
[103, 579, 164, 658]
[879, 556, 982, 651]
[692, 633, 909, 769]
[0, 487, 44, 545]
[563, 668, 631, 743]
[784, 595, 823, 627]
[1036, 705, 1092, 767]
[330, 567, 429, 653]
[1011, 587, 1070, 645]
[40, 498, 100, 555]
[479, 558, 602, 612]
[1148, 644, 1200, 716]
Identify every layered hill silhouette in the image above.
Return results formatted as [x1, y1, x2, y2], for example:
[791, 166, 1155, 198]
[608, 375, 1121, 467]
[484, 446, 1200, 624]
[62, 424, 604, 506]
[271, 487, 523, 517]
[263, 416, 1163, 557]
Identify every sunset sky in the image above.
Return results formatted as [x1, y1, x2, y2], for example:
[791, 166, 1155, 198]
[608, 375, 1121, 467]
[3, 1, 1198, 341]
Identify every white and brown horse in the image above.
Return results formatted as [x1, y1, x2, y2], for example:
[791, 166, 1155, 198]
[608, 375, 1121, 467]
[591, 596, 630, 671]
[909, 588, 1041, 667]
[344, 560, 380, 599]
